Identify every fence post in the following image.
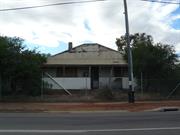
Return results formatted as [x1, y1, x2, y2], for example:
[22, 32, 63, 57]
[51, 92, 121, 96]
[141, 72, 143, 96]
[0, 73, 2, 100]
[41, 72, 44, 100]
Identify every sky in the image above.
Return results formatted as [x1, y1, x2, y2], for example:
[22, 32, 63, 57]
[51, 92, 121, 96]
[0, 0, 179, 55]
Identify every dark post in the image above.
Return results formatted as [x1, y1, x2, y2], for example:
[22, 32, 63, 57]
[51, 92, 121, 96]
[0, 73, 2, 100]
[123, 0, 135, 103]
[41, 72, 44, 100]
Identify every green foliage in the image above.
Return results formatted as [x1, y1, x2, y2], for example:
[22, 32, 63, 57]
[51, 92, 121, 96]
[0, 36, 47, 96]
[116, 33, 179, 92]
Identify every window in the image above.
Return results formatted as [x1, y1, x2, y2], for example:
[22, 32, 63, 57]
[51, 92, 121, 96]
[56, 67, 63, 77]
[77, 67, 89, 77]
[65, 67, 77, 77]
[113, 66, 128, 77]
[99, 67, 111, 77]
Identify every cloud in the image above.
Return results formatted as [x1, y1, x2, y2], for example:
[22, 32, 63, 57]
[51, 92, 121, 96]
[0, 0, 179, 54]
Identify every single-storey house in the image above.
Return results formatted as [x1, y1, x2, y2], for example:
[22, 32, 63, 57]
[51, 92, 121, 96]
[42, 43, 129, 90]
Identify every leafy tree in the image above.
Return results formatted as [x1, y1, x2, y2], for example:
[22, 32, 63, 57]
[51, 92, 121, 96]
[116, 33, 179, 92]
[0, 36, 47, 97]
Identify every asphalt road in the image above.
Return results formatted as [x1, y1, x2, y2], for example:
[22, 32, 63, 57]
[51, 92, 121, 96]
[0, 111, 180, 135]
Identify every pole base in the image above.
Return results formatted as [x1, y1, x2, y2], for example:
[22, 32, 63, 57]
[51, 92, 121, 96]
[128, 91, 135, 103]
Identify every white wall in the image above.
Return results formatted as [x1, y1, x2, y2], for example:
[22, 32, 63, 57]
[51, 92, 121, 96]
[43, 77, 129, 90]
[44, 77, 91, 90]
[121, 77, 137, 90]
[122, 77, 129, 89]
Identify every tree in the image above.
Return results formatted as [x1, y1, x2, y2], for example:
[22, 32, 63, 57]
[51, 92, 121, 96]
[116, 33, 179, 92]
[0, 36, 47, 97]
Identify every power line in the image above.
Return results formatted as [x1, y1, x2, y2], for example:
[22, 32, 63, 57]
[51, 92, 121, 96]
[141, 0, 180, 4]
[0, 0, 106, 11]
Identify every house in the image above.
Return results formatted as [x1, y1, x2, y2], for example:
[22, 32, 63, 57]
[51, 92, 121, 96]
[42, 43, 129, 90]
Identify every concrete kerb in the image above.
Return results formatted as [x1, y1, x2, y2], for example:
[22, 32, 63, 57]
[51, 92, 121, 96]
[145, 107, 180, 112]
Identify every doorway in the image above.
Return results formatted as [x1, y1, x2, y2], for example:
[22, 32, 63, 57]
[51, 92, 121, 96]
[91, 67, 99, 89]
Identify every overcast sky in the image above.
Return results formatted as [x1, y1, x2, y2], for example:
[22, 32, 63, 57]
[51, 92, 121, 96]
[0, 0, 179, 54]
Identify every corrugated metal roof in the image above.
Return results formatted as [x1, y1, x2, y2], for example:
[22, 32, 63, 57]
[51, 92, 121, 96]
[45, 43, 127, 65]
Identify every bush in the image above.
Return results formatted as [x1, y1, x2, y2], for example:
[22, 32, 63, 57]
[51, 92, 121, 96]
[0, 36, 47, 97]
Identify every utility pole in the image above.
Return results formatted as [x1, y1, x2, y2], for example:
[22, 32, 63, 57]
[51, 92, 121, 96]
[123, 0, 135, 103]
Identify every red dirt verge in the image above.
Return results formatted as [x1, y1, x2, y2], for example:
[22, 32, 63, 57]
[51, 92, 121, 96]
[0, 101, 180, 112]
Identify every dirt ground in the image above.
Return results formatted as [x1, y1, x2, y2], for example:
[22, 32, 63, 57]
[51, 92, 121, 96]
[0, 100, 180, 112]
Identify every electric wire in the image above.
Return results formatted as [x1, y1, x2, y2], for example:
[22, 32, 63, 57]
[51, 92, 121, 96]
[0, 0, 106, 11]
[141, 0, 180, 5]
[0, 0, 179, 12]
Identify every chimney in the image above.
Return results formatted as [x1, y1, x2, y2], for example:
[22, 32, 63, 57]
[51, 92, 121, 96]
[68, 42, 73, 51]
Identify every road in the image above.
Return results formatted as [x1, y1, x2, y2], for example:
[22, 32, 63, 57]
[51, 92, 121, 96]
[0, 111, 180, 135]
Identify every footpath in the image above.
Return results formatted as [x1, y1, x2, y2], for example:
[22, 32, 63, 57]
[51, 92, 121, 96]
[0, 100, 180, 112]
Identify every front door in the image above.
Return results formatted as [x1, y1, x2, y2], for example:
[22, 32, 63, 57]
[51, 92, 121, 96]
[91, 67, 99, 89]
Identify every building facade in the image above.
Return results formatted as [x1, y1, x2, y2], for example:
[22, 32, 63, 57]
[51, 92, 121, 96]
[43, 43, 129, 90]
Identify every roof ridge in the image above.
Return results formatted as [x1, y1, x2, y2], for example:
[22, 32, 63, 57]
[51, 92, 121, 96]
[50, 43, 119, 57]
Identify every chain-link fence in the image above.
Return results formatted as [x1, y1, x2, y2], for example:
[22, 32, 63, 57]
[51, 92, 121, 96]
[134, 78, 180, 100]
